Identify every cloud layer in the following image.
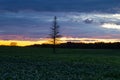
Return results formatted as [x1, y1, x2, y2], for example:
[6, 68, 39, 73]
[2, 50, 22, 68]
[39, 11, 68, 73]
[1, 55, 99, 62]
[0, 11, 120, 40]
[0, 0, 120, 13]
[0, 0, 120, 40]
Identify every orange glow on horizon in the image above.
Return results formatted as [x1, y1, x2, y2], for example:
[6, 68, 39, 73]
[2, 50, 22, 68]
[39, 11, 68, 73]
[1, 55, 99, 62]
[0, 40, 47, 47]
[0, 37, 120, 46]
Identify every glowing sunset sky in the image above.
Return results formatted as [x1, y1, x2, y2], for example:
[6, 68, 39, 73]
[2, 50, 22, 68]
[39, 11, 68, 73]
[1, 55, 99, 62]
[0, 0, 120, 46]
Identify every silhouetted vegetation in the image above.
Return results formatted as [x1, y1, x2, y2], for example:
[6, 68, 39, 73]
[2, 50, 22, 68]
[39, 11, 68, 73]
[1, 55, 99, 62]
[49, 16, 61, 53]
[29, 42, 120, 49]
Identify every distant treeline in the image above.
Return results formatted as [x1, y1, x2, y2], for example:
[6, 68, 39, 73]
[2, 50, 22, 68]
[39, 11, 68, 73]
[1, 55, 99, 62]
[28, 42, 120, 49]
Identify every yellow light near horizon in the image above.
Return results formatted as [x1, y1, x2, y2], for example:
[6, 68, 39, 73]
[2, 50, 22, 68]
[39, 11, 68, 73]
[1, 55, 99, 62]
[59, 37, 120, 43]
[0, 40, 47, 47]
[0, 37, 120, 46]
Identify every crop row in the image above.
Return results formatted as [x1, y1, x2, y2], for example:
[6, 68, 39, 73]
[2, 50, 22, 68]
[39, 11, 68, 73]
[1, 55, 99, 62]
[0, 58, 120, 80]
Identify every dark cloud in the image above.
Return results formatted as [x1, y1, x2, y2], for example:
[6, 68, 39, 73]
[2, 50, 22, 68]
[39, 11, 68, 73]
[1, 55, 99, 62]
[1, 12, 120, 38]
[0, 0, 119, 13]
[83, 19, 93, 24]
[0, 2, 120, 40]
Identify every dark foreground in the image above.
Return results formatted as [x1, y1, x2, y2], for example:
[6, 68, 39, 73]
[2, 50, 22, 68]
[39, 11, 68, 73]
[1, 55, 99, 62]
[0, 47, 120, 80]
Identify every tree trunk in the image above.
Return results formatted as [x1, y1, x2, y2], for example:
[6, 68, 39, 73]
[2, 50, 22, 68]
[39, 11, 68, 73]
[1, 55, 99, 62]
[53, 37, 56, 54]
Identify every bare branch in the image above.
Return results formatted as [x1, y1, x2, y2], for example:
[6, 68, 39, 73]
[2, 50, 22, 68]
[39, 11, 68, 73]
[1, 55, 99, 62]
[49, 16, 61, 53]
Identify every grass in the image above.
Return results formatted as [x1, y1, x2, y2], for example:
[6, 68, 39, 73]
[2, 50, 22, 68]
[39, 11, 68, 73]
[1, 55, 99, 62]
[0, 47, 120, 80]
[0, 47, 120, 65]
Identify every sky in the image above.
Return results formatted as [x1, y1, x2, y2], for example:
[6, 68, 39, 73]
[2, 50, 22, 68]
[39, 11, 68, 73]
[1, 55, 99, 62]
[0, 0, 120, 46]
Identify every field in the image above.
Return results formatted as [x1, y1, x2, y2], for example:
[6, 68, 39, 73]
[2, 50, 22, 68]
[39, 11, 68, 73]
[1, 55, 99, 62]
[0, 47, 120, 80]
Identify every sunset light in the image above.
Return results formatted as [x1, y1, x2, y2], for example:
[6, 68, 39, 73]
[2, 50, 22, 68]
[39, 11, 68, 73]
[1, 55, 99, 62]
[1, 0, 120, 79]
[0, 37, 120, 46]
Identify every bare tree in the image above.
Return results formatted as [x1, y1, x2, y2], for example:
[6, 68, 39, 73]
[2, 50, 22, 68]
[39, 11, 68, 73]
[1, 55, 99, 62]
[50, 16, 60, 53]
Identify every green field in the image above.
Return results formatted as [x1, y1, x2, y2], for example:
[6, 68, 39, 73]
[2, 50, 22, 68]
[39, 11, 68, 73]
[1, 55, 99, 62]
[0, 47, 120, 80]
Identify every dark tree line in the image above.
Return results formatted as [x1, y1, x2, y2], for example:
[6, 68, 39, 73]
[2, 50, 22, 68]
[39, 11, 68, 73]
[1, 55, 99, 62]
[28, 42, 120, 49]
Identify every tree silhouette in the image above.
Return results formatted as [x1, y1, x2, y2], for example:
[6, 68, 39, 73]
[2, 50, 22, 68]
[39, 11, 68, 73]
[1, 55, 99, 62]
[50, 16, 60, 53]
